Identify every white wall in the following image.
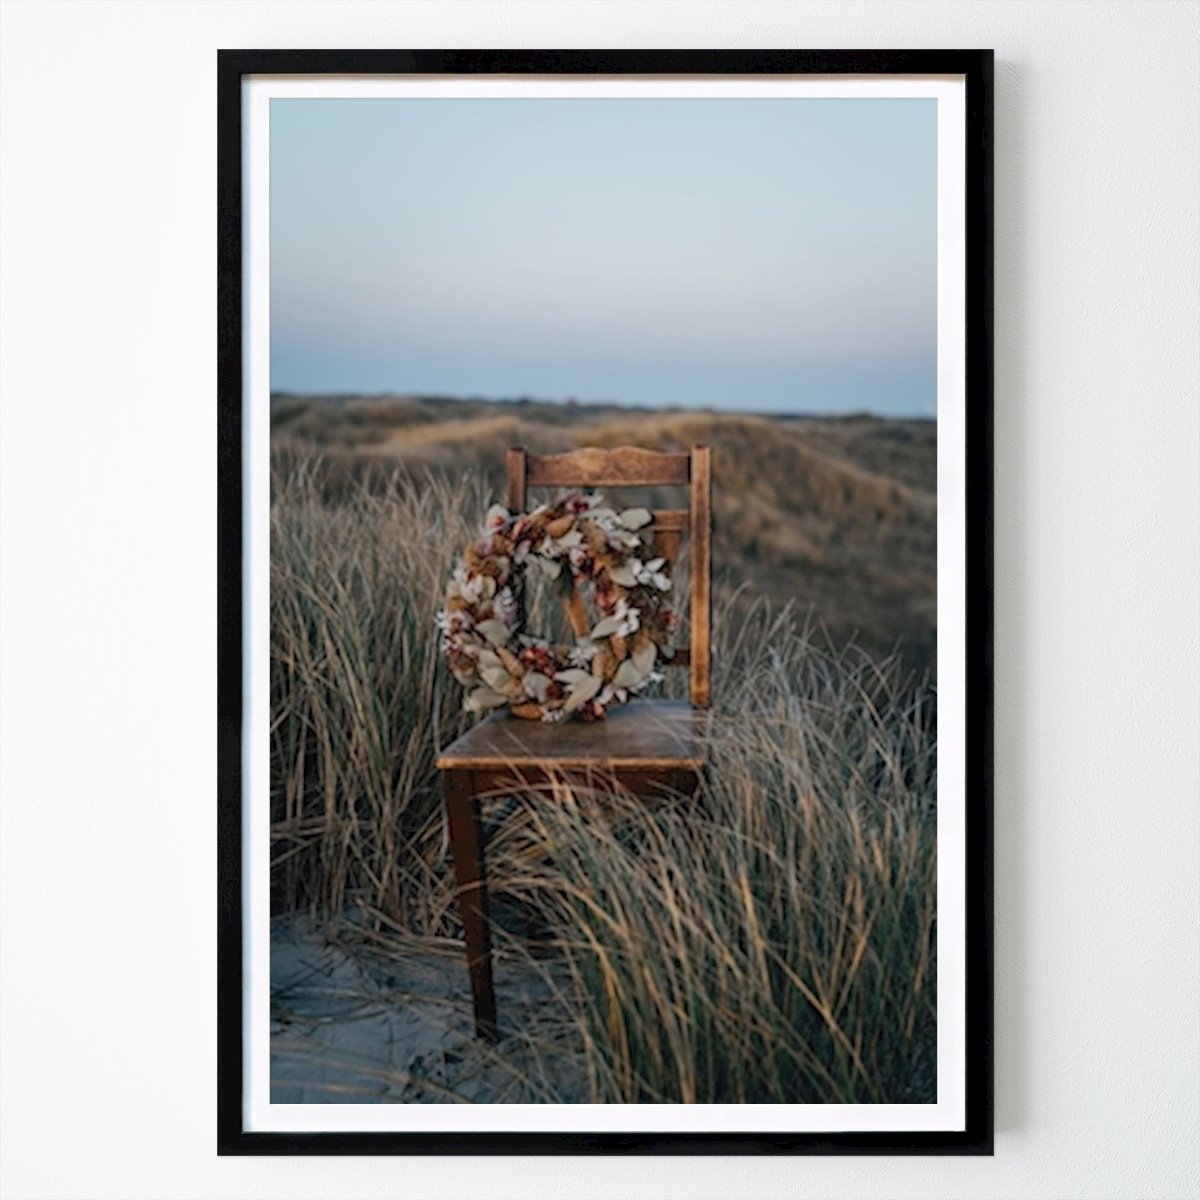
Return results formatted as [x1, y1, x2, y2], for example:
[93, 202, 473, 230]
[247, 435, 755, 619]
[1, 2, 1196, 1198]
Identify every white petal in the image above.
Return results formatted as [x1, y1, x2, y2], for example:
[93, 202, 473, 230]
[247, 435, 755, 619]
[465, 687, 507, 713]
[554, 668, 592, 686]
[475, 619, 510, 646]
[613, 658, 646, 690]
[563, 674, 602, 714]
[524, 672, 551, 701]
[480, 664, 513, 693]
[590, 614, 623, 639]
[632, 640, 656, 676]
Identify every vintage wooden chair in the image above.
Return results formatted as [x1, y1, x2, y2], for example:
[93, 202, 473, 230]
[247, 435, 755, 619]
[436, 444, 712, 1038]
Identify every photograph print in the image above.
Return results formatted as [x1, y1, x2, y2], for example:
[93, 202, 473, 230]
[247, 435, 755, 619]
[220, 51, 992, 1153]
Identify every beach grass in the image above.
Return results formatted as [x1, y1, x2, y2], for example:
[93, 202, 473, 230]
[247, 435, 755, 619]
[269, 453, 937, 1104]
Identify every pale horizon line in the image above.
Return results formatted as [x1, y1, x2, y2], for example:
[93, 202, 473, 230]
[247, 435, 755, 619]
[269, 387, 937, 421]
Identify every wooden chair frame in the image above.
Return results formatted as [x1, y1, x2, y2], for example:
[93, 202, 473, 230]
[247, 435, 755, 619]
[436, 444, 712, 1038]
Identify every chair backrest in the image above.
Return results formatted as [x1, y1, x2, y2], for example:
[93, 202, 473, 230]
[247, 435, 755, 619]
[506, 445, 711, 708]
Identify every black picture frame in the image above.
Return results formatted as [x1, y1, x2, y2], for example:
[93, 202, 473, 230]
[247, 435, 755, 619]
[218, 48, 993, 1156]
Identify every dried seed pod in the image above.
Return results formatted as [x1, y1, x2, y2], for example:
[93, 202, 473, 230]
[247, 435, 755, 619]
[546, 514, 575, 538]
[496, 645, 524, 676]
[583, 524, 610, 556]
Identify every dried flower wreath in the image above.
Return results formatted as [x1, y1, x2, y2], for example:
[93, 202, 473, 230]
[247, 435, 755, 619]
[437, 491, 677, 721]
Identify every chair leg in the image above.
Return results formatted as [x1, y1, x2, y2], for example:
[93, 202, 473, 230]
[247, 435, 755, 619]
[442, 768, 497, 1040]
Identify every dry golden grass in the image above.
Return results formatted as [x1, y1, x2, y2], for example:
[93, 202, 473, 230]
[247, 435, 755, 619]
[270, 449, 937, 1103]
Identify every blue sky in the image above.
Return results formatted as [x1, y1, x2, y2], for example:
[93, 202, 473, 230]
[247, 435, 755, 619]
[270, 99, 937, 416]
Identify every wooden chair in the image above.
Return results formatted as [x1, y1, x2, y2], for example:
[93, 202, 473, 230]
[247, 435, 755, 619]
[436, 444, 712, 1038]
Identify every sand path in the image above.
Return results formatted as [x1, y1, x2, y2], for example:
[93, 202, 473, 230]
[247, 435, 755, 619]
[270, 918, 587, 1104]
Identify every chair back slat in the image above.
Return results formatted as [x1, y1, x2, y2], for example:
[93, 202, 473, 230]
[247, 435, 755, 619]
[649, 508, 689, 532]
[526, 446, 691, 488]
[649, 509, 688, 568]
[654, 530, 682, 570]
[688, 446, 712, 708]
[506, 444, 711, 708]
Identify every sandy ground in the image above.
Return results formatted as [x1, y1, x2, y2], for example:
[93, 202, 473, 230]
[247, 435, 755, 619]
[270, 918, 589, 1104]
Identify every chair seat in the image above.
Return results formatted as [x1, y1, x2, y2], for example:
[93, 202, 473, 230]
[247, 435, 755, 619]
[436, 699, 709, 772]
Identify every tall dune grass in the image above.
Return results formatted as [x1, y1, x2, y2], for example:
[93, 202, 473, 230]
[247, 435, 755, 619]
[271, 454, 937, 1103]
[270, 457, 483, 925]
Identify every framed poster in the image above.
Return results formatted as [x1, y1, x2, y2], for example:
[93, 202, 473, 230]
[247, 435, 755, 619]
[218, 49, 993, 1154]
